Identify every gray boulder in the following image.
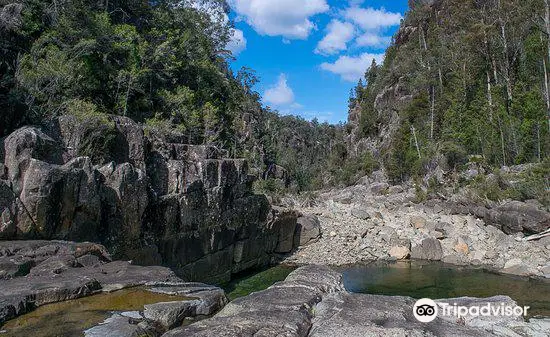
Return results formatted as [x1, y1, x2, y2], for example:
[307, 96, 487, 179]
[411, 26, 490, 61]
[411, 238, 443, 260]
[4, 126, 63, 194]
[293, 215, 321, 247]
[488, 201, 550, 234]
[144, 283, 227, 329]
[351, 208, 371, 220]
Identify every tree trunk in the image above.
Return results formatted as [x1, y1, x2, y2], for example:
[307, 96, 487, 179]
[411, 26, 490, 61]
[411, 125, 422, 159]
[430, 86, 435, 139]
[486, 71, 494, 123]
[545, 0, 550, 133]
[542, 50, 550, 134]
[497, 0, 513, 105]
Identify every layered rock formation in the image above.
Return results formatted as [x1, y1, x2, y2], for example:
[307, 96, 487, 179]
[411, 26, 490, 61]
[0, 116, 304, 282]
[163, 265, 550, 337]
[0, 240, 181, 325]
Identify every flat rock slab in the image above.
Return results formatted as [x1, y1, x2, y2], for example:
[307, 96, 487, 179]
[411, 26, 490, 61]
[84, 313, 158, 337]
[0, 241, 181, 324]
[161, 265, 550, 337]
[310, 293, 491, 337]
[144, 283, 227, 329]
[163, 265, 343, 337]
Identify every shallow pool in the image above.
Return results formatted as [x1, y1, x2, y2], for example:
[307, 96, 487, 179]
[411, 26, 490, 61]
[339, 261, 550, 318]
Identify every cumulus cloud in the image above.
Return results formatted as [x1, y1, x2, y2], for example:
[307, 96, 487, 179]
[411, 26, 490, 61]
[321, 53, 384, 82]
[344, 7, 402, 31]
[315, 20, 355, 55]
[229, 0, 329, 40]
[264, 74, 296, 106]
[356, 32, 392, 48]
[227, 29, 247, 55]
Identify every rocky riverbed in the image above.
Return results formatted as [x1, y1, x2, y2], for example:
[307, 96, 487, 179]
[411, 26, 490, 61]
[1, 240, 549, 336]
[164, 265, 550, 337]
[283, 173, 550, 279]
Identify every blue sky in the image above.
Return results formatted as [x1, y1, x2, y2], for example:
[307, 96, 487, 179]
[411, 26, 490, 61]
[225, 0, 409, 124]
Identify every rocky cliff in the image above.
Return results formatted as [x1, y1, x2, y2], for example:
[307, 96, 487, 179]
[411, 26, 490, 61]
[0, 115, 309, 283]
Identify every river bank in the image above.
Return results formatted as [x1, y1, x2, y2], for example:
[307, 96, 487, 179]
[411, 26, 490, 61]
[283, 176, 550, 279]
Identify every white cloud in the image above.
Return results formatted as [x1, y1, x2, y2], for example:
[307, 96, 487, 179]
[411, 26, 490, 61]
[227, 29, 247, 55]
[264, 74, 296, 106]
[344, 7, 402, 31]
[356, 32, 391, 48]
[321, 53, 384, 82]
[229, 0, 329, 40]
[315, 20, 355, 55]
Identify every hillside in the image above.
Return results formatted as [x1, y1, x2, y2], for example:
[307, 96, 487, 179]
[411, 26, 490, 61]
[0, 0, 346, 193]
[348, 0, 550, 184]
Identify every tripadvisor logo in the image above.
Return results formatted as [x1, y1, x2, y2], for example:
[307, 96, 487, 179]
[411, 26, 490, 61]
[413, 298, 438, 323]
[413, 298, 530, 323]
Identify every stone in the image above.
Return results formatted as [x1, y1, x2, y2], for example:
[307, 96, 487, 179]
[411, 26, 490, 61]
[351, 208, 370, 220]
[330, 231, 337, 237]
[388, 185, 404, 194]
[488, 201, 550, 234]
[84, 313, 153, 337]
[410, 216, 427, 229]
[388, 246, 410, 260]
[411, 238, 443, 261]
[3, 126, 63, 194]
[294, 215, 321, 247]
[454, 238, 470, 255]
[144, 300, 199, 329]
[272, 207, 299, 253]
[370, 182, 389, 195]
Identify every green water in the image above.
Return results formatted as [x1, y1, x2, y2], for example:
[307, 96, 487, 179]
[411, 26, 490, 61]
[0, 288, 191, 337]
[223, 265, 296, 300]
[339, 261, 550, 318]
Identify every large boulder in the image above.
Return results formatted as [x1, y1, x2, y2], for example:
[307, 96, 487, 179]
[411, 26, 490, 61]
[17, 157, 101, 240]
[411, 237, 443, 261]
[271, 207, 300, 253]
[144, 284, 227, 329]
[4, 127, 63, 194]
[293, 215, 321, 247]
[488, 201, 550, 234]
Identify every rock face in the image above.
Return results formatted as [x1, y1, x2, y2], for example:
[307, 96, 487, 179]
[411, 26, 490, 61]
[0, 116, 303, 282]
